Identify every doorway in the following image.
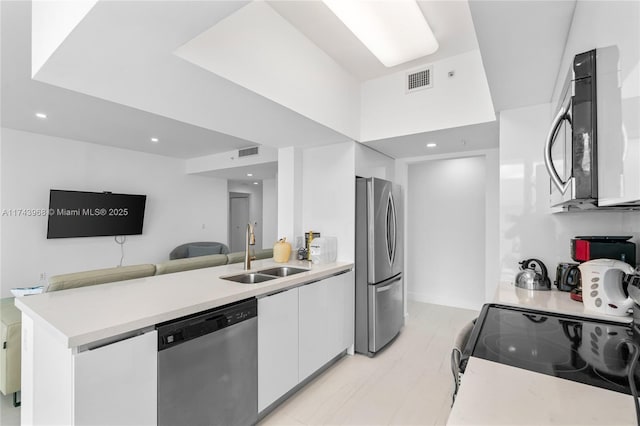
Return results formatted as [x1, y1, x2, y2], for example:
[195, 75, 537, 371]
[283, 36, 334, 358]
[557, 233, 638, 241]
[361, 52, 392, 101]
[407, 156, 487, 310]
[229, 192, 250, 252]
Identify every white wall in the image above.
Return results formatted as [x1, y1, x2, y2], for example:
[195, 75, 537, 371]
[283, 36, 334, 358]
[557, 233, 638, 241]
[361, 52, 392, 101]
[360, 50, 495, 142]
[301, 142, 355, 262]
[262, 177, 277, 250]
[407, 156, 487, 311]
[278, 147, 303, 250]
[0, 128, 228, 297]
[354, 143, 395, 180]
[228, 181, 264, 250]
[499, 104, 640, 284]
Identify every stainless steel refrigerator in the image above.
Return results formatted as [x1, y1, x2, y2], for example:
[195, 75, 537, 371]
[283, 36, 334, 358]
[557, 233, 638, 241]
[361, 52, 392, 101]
[355, 177, 404, 356]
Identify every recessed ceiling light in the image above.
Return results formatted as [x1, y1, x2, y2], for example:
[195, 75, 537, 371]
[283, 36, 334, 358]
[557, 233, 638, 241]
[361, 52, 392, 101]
[150, 137, 159, 143]
[35, 112, 47, 119]
[247, 173, 253, 177]
[253, 182, 259, 185]
[426, 143, 437, 148]
[323, 0, 438, 67]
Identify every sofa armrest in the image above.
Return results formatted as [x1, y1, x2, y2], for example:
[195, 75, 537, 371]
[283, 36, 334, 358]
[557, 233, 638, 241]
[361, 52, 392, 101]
[1, 298, 21, 395]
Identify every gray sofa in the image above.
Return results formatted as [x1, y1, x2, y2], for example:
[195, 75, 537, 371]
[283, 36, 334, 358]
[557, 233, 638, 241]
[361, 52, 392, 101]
[169, 242, 230, 260]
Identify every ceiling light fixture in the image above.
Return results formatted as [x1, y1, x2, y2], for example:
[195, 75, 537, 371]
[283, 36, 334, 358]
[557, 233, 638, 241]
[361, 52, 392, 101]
[426, 143, 437, 148]
[253, 182, 259, 185]
[247, 173, 253, 177]
[35, 112, 47, 119]
[323, 0, 438, 67]
[150, 137, 159, 143]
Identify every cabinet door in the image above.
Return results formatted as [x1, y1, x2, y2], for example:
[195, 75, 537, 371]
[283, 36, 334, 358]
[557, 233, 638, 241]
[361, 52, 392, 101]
[326, 271, 355, 356]
[73, 331, 157, 426]
[258, 288, 299, 412]
[298, 280, 328, 381]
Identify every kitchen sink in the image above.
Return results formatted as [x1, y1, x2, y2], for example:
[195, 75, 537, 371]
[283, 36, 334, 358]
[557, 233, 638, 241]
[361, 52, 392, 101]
[257, 266, 309, 277]
[221, 273, 277, 284]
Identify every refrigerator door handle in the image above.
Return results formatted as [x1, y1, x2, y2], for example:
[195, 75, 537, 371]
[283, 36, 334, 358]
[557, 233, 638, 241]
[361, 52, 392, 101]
[376, 284, 394, 293]
[386, 192, 397, 267]
[373, 274, 402, 289]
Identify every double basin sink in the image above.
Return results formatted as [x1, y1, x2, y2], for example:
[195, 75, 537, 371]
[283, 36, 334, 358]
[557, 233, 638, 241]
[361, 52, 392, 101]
[222, 266, 309, 284]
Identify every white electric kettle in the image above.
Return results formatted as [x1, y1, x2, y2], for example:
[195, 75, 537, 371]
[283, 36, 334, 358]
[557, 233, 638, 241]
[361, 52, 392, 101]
[579, 259, 635, 317]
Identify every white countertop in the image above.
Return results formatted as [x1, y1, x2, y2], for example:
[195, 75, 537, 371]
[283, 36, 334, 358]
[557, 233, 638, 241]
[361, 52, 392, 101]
[494, 281, 632, 323]
[448, 357, 636, 425]
[15, 259, 353, 348]
[446, 281, 637, 425]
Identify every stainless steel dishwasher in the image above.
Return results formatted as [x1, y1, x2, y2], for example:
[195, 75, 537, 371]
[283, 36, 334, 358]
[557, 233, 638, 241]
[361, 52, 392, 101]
[157, 298, 258, 426]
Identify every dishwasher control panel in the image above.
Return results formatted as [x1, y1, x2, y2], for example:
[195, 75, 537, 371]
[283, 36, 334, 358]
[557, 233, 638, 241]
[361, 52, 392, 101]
[156, 298, 257, 351]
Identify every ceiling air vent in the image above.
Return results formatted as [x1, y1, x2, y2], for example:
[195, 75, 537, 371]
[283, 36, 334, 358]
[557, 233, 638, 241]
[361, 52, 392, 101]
[238, 147, 259, 158]
[406, 66, 433, 93]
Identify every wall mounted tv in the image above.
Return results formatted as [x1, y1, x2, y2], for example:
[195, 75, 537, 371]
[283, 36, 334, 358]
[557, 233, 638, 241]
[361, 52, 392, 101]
[47, 190, 147, 239]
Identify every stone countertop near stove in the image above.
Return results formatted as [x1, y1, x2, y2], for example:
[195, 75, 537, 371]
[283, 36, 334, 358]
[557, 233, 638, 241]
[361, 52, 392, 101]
[448, 357, 636, 425]
[493, 280, 632, 323]
[15, 259, 353, 348]
[446, 281, 637, 425]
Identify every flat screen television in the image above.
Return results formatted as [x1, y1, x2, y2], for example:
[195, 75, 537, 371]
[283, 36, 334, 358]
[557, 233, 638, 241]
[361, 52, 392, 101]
[47, 190, 147, 239]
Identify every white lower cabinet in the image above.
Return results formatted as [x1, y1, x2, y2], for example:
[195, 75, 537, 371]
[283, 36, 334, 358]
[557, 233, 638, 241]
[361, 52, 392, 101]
[298, 280, 329, 381]
[258, 287, 299, 412]
[258, 271, 355, 413]
[21, 316, 157, 426]
[325, 271, 355, 356]
[73, 331, 157, 425]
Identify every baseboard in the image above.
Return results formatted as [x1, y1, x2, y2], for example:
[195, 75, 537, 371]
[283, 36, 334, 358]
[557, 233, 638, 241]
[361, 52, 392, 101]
[407, 292, 483, 312]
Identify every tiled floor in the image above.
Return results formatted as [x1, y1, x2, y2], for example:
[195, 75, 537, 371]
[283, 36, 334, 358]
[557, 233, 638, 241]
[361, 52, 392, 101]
[0, 390, 20, 426]
[259, 301, 479, 426]
[0, 301, 478, 426]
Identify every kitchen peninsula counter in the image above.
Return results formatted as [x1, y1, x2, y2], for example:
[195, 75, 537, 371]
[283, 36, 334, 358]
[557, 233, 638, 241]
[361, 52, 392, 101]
[15, 259, 353, 348]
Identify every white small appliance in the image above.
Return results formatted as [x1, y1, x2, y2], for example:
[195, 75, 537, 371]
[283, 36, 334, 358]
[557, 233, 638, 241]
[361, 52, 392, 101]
[579, 258, 635, 316]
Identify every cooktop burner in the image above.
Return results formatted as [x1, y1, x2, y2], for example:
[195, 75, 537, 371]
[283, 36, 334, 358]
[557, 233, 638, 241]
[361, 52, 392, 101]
[464, 304, 640, 394]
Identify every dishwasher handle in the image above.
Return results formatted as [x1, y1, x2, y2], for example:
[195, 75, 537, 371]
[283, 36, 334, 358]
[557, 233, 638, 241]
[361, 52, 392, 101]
[157, 298, 257, 351]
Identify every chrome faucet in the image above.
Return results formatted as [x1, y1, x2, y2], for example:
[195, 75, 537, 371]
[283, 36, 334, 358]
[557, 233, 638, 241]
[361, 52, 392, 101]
[244, 223, 256, 270]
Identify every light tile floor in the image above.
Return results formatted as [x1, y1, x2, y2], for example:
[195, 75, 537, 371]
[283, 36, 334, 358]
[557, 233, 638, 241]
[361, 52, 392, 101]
[0, 301, 478, 426]
[259, 301, 479, 426]
[0, 390, 19, 426]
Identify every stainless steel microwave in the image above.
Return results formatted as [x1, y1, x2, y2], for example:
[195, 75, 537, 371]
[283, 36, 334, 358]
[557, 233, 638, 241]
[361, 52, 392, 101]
[545, 46, 640, 210]
[544, 49, 598, 209]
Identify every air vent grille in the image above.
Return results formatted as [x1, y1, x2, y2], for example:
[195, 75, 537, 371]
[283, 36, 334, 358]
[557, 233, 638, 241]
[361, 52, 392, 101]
[238, 147, 259, 157]
[406, 66, 433, 92]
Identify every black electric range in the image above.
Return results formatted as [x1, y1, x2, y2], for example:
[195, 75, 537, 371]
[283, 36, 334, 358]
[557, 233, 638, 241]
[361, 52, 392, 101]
[461, 304, 640, 394]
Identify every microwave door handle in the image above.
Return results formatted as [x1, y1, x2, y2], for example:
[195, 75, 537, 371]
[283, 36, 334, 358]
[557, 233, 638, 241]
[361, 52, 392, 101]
[544, 101, 572, 194]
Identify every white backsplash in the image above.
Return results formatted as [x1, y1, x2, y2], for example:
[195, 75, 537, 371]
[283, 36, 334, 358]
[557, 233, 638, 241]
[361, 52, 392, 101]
[499, 104, 640, 285]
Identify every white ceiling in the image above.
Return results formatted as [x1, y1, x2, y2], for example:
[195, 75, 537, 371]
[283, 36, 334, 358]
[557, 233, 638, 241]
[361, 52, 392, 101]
[364, 120, 499, 159]
[197, 161, 278, 182]
[0, 0, 258, 160]
[0, 0, 579, 164]
[267, 0, 479, 82]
